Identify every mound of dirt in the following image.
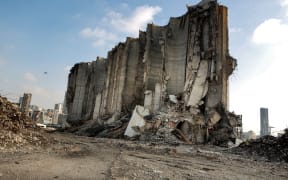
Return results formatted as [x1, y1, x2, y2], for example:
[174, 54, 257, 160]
[232, 129, 288, 162]
[0, 96, 35, 132]
[0, 96, 54, 151]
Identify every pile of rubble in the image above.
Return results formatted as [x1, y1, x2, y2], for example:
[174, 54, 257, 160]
[72, 96, 241, 147]
[124, 98, 242, 146]
[0, 96, 51, 151]
[0, 96, 34, 132]
[232, 129, 288, 163]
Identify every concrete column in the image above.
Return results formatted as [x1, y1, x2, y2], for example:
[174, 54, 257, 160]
[20, 93, 32, 116]
[260, 108, 269, 136]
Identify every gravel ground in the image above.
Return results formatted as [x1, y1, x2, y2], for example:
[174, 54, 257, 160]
[0, 132, 287, 180]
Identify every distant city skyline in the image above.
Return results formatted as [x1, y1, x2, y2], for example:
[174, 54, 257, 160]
[1, 0, 288, 133]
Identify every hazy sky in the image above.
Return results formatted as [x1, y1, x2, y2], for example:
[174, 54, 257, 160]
[0, 0, 287, 134]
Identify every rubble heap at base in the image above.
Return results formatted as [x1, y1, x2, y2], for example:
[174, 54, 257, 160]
[232, 129, 288, 163]
[0, 96, 51, 150]
[65, 0, 242, 146]
[0, 96, 34, 132]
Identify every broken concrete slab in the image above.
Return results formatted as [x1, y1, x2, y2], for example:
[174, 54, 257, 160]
[168, 95, 178, 104]
[124, 106, 150, 137]
[186, 60, 208, 107]
[207, 110, 221, 126]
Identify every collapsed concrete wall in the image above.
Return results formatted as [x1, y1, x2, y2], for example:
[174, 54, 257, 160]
[65, 0, 242, 145]
[98, 36, 146, 123]
[66, 57, 106, 123]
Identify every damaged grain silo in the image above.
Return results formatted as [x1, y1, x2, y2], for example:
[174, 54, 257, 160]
[64, 0, 242, 146]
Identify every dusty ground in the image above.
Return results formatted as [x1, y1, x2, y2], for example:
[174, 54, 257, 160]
[0, 132, 288, 180]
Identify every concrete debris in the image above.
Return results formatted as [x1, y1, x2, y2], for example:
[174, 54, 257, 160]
[231, 129, 288, 163]
[64, 0, 242, 146]
[0, 96, 53, 150]
[124, 105, 150, 137]
[227, 138, 243, 148]
[0, 96, 34, 132]
[168, 95, 178, 104]
[207, 110, 221, 126]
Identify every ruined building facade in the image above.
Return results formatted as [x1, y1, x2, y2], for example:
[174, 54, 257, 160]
[65, 0, 242, 144]
[19, 93, 32, 116]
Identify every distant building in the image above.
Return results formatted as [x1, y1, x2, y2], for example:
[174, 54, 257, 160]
[18, 97, 23, 106]
[31, 110, 42, 123]
[30, 105, 40, 111]
[260, 108, 269, 136]
[52, 103, 63, 124]
[242, 130, 257, 141]
[62, 93, 68, 114]
[43, 109, 53, 124]
[19, 93, 32, 116]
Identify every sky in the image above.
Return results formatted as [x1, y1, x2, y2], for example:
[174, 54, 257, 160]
[0, 0, 287, 134]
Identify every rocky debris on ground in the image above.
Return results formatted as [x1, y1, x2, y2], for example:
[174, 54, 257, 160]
[0, 129, 53, 151]
[0, 95, 54, 151]
[66, 113, 130, 139]
[231, 129, 288, 163]
[0, 96, 34, 132]
[123, 100, 241, 146]
[70, 95, 241, 147]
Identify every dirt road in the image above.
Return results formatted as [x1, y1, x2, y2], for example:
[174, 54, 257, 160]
[0, 132, 287, 180]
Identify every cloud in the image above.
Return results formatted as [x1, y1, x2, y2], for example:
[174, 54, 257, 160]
[0, 57, 6, 66]
[120, 3, 129, 9]
[80, 5, 162, 47]
[252, 19, 288, 45]
[80, 27, 118, 47]
[280, 0, 288, 15]
[230, 27, 242, 33]
[232, 1, 288, 133]
[230, 67, 288, 133]
[72, 13, 81, 19]
[107, 5, 162, 35]
[23, 85, 64, 108]
[81, 27, 117, 40]
[23, 85, 50, 98]
[280, 0, 288, 6]
[64, 65, 72, 72]
[24, 72, 38, 83]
